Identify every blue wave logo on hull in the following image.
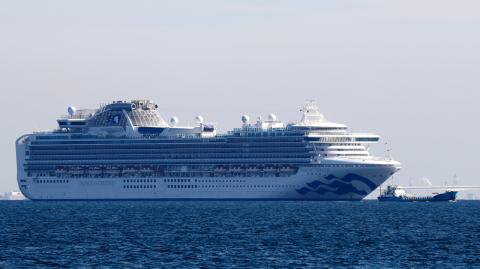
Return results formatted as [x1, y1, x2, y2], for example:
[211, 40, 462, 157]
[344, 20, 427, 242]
[296, 173, 376, 196]
[323, 173, 377, 190]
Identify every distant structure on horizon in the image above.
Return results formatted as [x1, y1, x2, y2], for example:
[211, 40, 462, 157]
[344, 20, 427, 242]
[0, 191, 25, 200]
[466, 193, 478, 200]
[15, 99, 400, 201]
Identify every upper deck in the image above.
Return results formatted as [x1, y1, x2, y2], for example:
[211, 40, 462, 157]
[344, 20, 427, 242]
[54, 99, 379, 141]
[15, 99, 401, 178]
[22, 100, 384, 163]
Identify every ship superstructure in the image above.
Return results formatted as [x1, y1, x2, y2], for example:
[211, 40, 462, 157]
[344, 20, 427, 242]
[16, 99, 400, 200]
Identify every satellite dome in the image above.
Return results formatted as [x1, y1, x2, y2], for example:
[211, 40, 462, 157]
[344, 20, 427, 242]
[268, 113, 277, 121]
[195, 115, 204, 124]
[241, 114, 250, 124]
[67, 106, 76, 116]
[170, 117, 179, 126]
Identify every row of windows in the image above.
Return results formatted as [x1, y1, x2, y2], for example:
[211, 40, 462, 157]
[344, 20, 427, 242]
[123, 185, 157, 189]
[30, 140, 305, 147]
[36, 179, 69, 184]
[149, 172, 293, 178]
[167, 185, 197, 189]
[321, 143, 362, 147]
[316, 137, 353, 142]
[29, 178, 300, 187]
[36, 135, 69, 140]
[26, 162, 378, 173]
[28, 173, 165, 179]
[318, 148, 365, 152]
[29, 144, 306, 151]
[168, 184, 298, 189]
[35, 133, 313, 142]
[26, 171, 299, 178]
[123, 179, 157, 183]
[196, 179, 246, 183]
[28, 147, 308, 155]
[354, 137, 379, 142]
[28, 153, 311, 160]
[320, 154, 368, 157]
[234, 132, 305, 137]
[163, 178, 247, 183]
[165, 178, 191, 183]
[26, 158, 310, 165]
[309, 164, 371, 170]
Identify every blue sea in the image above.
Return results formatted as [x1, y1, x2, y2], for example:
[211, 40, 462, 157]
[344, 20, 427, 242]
[0, 201, 479, 268]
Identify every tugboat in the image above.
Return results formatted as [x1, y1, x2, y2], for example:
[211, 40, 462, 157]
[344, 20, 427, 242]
[378, 185, 458, 202]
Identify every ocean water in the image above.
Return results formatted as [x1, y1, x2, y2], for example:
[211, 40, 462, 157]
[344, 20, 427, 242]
[0, 201, 479, 268]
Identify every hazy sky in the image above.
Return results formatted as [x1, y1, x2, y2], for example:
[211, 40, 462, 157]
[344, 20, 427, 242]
[1, 1, 479, 198]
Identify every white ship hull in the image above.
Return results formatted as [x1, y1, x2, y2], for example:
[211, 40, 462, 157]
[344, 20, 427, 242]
[17, 161, 399, 201]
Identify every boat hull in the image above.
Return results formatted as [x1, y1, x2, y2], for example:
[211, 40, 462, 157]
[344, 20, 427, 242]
[18, 165, 399, 201]
[378, 191, 458, 202]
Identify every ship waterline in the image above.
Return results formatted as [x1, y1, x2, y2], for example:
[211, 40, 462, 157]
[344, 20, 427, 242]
[16, 99, 400, 200]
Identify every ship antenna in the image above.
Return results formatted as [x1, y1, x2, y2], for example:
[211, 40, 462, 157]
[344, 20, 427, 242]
[384, 141, 392, 160]
[384, 142, 388, 157]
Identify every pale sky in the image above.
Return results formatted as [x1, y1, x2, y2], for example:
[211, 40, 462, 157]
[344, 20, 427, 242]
[1, 1, 479, 198]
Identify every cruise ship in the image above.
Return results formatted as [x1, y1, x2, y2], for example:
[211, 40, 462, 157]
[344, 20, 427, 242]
[15, 99, 401, 201]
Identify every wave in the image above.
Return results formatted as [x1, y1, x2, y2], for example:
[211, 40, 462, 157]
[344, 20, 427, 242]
[297, 181, 367, 196]
[324, 173, 376, 190]
[296, 173, 375, 196]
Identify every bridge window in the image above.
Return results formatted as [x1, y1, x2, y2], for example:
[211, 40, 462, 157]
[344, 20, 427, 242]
[355, 137, 379, 142]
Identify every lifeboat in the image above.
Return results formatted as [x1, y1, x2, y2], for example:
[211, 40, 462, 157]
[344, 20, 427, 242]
[140, 167, 152, 173]
[55, 167, 66, 174]
[122, 167, 137, 175]
[265, 166, 277, 172]
[214, 165, 226, 171]
[246, 165, 258, 172]
[70, 167, 85, 175]
[106, 166, 121, 174]
[88, 166, 103, 175]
